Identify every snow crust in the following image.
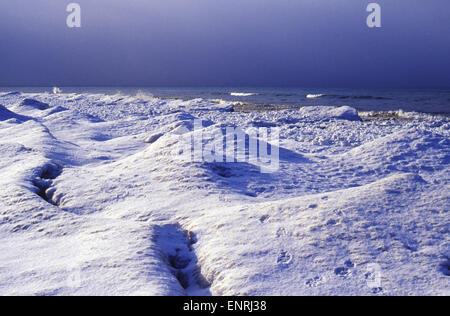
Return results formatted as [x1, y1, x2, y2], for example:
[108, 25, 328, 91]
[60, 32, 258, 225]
[0, 91, 448, 296]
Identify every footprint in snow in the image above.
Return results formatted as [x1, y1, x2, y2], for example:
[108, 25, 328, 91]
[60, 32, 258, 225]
[326, 219, 337, 226]
[371, 287, 383, 294]
[276, 227, 287, 238]
[440, 258, 450, 276]
[334, 267, 350, 277]
[344, 260, 355, 268]
[306, 276, 325, 288]
[277, 251, 293, 266]
[334, 260, 355, 277]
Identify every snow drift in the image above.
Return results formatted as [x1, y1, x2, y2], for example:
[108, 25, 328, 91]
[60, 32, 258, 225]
[0, 91, 448, 296]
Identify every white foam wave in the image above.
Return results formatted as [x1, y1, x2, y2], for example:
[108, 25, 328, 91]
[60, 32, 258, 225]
[52, 87, 62, 94]
[306, 94, 325, 99]
[230, 92, 258, 97]
[134, 90, 155, 102]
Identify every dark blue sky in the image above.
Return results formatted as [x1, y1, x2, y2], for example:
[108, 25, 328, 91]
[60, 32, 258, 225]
[0, 0, 449, 87]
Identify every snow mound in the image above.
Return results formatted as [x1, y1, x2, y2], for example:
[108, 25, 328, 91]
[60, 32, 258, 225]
[193, 173, 446, 295]
[0, 104, 29, 122]
[271, 106, 361, 124]
[1, 92, 21, 97]
[16, 98, 50, 110]
[144, 133, 164, 144]
[328, 106, 361, 121]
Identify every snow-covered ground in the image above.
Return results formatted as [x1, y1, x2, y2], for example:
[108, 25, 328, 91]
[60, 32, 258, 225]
[0, 91, 448, 296]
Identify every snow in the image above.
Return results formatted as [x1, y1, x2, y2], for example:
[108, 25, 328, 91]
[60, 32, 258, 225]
[0, 91, 448, 296]
[0, 104, 29, 122]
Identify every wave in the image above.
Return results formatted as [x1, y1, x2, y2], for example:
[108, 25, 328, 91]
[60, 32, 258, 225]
[230, 92, 258, 97]
[212, 98, 239, 105]
[306, 94, 325, 99]
[134, 90, 155, 101]
[306, 94, 392, 100]
[52, 87, 62, 94]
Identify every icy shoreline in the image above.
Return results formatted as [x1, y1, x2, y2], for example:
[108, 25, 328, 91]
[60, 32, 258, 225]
[0, 91, 448, 295]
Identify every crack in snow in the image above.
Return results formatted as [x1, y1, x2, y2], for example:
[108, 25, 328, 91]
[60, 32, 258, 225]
[154, 224, 211, 295]
[32, 163, 63, 206]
